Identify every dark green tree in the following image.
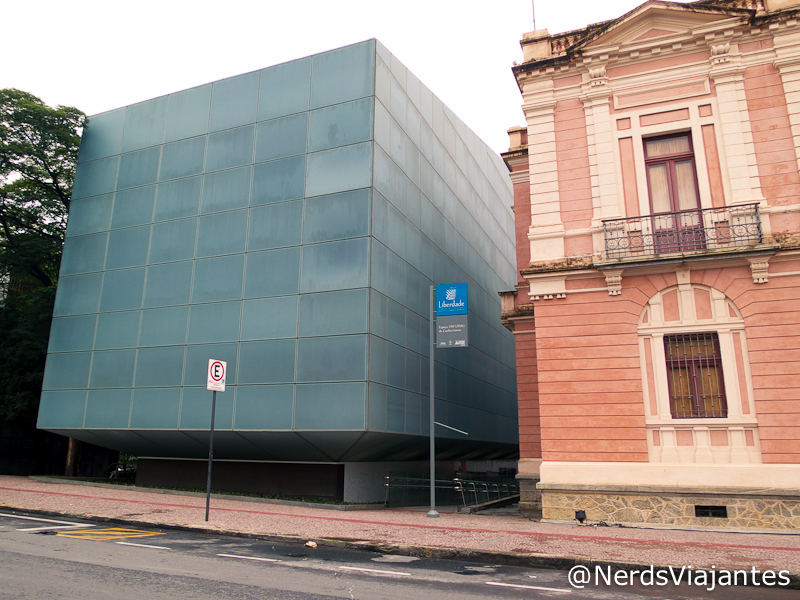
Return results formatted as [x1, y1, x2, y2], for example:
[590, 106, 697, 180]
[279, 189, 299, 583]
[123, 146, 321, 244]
[0, 89, 86, 423]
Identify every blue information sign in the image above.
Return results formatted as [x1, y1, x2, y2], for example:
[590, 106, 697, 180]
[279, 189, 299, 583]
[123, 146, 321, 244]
[436, 283, 468, 316]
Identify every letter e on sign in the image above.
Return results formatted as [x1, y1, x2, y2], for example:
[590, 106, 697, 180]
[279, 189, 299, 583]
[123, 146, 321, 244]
[207, 359, 226, 392]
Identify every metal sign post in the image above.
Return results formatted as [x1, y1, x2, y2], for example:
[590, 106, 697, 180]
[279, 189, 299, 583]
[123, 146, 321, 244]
[428, 286, 438, 518]
[428, 283, 468, 519]
[205, 359, 226, 522]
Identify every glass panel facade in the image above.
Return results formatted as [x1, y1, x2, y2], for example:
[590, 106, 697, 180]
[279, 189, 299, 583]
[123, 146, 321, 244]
[43, 41, 518, 459]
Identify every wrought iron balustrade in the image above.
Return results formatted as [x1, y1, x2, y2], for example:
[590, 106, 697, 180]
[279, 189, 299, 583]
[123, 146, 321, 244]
[603, 203, 762, 260]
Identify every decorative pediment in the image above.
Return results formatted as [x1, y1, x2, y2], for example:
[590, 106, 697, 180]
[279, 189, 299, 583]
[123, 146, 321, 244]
[577, 1, 755, 52]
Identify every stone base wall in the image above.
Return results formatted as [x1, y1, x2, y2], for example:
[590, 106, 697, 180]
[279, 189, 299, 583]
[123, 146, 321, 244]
[540, 484, 800, 530]
[517, 474, 542, 519]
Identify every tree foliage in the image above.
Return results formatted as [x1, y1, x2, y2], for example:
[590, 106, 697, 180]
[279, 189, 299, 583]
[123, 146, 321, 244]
[0, 89, 85, 422]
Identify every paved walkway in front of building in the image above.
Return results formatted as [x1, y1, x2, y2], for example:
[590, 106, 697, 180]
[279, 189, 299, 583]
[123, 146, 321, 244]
[0, 475, 797, 581]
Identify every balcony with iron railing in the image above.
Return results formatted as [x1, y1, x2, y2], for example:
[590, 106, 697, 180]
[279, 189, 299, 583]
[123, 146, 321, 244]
[602, 203, 763, 261]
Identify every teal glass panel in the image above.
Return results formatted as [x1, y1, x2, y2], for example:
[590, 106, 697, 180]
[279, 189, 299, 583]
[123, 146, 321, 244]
[387, 341, 404, 389]
[258, 58, 311, 121]
[72, 156, 120, 199]
[243, 247, 300, 299]
[89, 349, 136, 388]
[94, 311, 141, 350]
[241, 296, 298, 340]
[251, 155, 305, 206]
[179, 386, 233, 430]
[369, 291, 388, 340]
[60, 233, 107, 275]
[99, 267, 145, 312]
[192, 254, 245, 303]
[205, 125, 255, 172]
[387, 297, 405, 346]
[84, 390, 131, 428]
[209, 71, 260, 133]
[53, 273, 103, 316]
[371, 189, 388, 244]
[130, 388, 181, 429]
[405, 391, 421, 434]
[117, 147, 161, 190]
[369, 335, 388, 385]
[310, 41, 374, 109]
[37, 391, 87, 429]
[372, 145, 405, 209]
[200, 166, 252, 213]
[196, 210, 248, 257]
[184, 342, 237, 386]
[386, 386, 404, 432]
[48, 315, 97, 353]
[234, 385, 293, 429]
[78, 109, 125, 163]
[66, 194, 113, 237]
[143, 261, 193, 307]
[294, 383, 366, 430]
[111, 186, 156, 229]
[164, 84, 211, 143]
[405, 350, 421, 394]
[305, 142, 371, 198]
[247, 200, 302, 251]
[367, 383, 387, 431]
[135, 345, 185, 387]
[308, 98, 373, 153]
[303, 189, 370, 244]
[122, 96, 167, 152]
[387, 251, 407, 306]
[140, 306, 188, 347]
[370, 239, 389, 296]
[300, 237, 369, 293]
[296, 335, 367, 382]
[255, 113, 308, 163]
[298, 289, 368, 337]
[238, 339, 296, 384]
[105, 226, 150, 270]
[159, 136, 206, 181]
[148, 218, 197, 264]
[153, 176, 202, 222]
[386, 203, 406, 258]
[187, 301, 242, 344]
[42, 352, 92, 390]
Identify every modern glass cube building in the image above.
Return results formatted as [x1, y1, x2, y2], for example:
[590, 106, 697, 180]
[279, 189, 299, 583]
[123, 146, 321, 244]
[38, 40, 518, 499]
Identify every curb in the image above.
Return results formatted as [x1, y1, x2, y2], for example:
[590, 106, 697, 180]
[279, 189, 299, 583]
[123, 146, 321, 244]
[4, 505, 799, 590]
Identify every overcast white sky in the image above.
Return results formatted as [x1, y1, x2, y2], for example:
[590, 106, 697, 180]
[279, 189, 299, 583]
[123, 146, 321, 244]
[4, 0, 648, 155]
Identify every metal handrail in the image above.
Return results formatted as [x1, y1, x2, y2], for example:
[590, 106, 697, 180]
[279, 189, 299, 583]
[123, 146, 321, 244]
[603, 203, 762, 260]
[385, 476, 519, 510]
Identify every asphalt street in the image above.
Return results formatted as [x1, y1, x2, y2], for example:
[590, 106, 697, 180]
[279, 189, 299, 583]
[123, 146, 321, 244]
[0, 511, 796, 600]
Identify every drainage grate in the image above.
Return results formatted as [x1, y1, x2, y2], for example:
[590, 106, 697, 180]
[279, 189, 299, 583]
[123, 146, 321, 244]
[695, 505, 728, 518]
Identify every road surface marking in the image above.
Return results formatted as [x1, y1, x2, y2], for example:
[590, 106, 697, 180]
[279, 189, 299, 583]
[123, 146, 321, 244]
[57, 528, 166, 541]
[486, 581, 571, 593]
[217, 554, 280, 562]
[19, 524, 95, 532]
[0, 513, 91, 531]
[116, 541, 171, 549]
[340, 566, 411, 576]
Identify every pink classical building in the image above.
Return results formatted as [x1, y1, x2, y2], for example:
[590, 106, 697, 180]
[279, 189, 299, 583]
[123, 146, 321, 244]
[502, 0, 800, 529]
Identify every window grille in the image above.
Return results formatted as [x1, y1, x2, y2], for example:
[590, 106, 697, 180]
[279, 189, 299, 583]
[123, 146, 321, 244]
[664, 332, 727, 418]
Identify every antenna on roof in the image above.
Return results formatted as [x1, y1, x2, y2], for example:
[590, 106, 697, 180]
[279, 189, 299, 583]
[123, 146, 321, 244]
[532, 0, 536, 31]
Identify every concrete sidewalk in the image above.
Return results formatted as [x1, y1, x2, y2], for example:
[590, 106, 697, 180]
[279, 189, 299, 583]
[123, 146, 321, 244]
[1, 475, 798, 587]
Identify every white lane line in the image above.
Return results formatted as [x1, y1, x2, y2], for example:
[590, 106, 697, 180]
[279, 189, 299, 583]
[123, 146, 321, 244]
[486, 582, 572, 593]
[116, 541, 172, 550]
[0, 513, 92, 529]
[217, 554, 280, 563]
[340, 566, 411, 577]
[18, 524, 95, 532]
